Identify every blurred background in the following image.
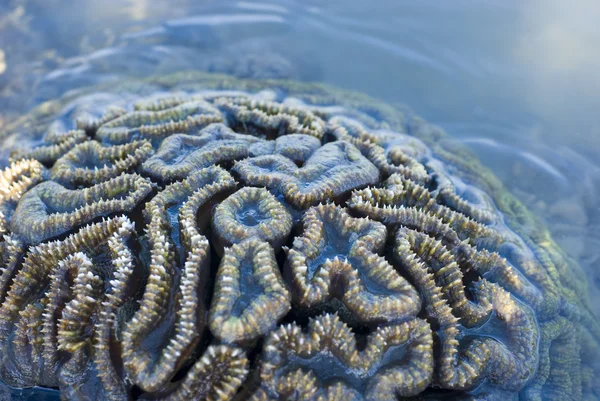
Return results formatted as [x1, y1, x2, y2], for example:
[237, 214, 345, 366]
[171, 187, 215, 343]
[0, 0, 598, 315]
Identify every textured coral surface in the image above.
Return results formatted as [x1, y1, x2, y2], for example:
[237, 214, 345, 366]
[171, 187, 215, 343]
[0, 72, 598, 401]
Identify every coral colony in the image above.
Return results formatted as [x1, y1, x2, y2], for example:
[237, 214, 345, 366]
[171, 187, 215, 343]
[0, 72, 597, 401]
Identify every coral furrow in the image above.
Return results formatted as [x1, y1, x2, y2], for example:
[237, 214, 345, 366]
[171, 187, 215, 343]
[10, 130, 88, 165]
[0, 216, 136, 391]
[286, 204, 420, 323]
[10, 173, 152, 244]
[215, 97, 326, 140]
[234, 141, 380, 209]
[209, 240, 291, 344]
[96, 101, 223, 146]
[122, 166, 240, 394]
[51, 140, 153, 186]
[394, 227, 538, 391]
[251, 313, 433, 400]
[140, 123, 263, 182]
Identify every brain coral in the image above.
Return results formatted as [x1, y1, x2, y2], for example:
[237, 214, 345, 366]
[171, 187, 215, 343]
[0, 71, 597, 401]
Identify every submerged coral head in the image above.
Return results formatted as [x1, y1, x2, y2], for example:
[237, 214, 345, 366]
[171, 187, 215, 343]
[0, 72, 596, 401]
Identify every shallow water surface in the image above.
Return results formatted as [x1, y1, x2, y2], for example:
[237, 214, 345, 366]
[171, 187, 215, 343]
[0, 0, 598, 400]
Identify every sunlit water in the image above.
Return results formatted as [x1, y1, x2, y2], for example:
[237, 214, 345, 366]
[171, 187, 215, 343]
[0, 0, 598, 399]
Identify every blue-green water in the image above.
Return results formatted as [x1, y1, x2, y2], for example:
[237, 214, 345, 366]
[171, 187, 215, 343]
[0, 1, 598, 400]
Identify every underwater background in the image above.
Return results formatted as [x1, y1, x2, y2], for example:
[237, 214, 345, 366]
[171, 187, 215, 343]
[0, 0, 598, 400]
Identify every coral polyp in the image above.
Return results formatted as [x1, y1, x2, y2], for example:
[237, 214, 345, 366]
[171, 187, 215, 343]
[10, 130, 89, 165]
[50, 140, 153, 186]
[394, 226, 538, 390]
[209, 239, 291, 344]
[250, 313, 433, 401]
[215, 97, 327, 139]
[286, 203, 420, 323]
[96, 100, 223, 145]
[0, 72, 596, 401]
[10, 173, 153, 244]
[212, 186, 293, 252]
[141, 123, 264, 182]
[233, 141, 380, 208]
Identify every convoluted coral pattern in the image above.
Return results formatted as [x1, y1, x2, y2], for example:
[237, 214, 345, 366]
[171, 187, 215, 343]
[10, 130, 89, 165]
[285, 204, 420, 323]
[140, 123, 264, 182]
[233, 141, 380, 209]
[250, 313, 433, 401]
[0, 73, 597, 401]
[51, 140, 153, 186]
[96, 100, 223, 146]
[10, 173, 153, 244]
